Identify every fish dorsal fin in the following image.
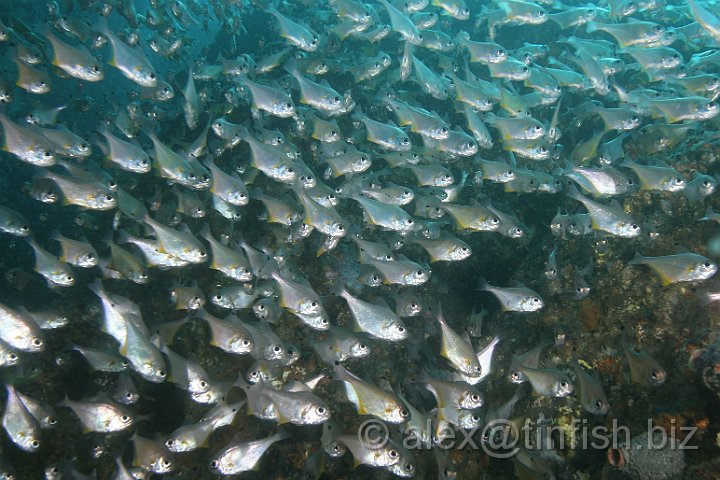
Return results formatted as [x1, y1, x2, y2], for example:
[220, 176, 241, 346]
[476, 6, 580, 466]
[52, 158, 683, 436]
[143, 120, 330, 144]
[672, 244, 691, 254]
[378, 378, 394, 392]
[371, 297, 391, 310]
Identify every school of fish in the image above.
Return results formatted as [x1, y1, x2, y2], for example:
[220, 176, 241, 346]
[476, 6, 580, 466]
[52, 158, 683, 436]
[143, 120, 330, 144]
[1, 0, 720, 478]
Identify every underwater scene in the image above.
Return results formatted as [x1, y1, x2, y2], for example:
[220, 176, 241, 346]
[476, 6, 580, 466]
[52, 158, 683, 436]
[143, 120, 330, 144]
[3, 0, 720, 478]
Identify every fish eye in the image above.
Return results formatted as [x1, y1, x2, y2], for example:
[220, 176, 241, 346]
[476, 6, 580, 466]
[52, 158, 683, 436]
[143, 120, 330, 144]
[471, 394, 480, 402]
[372, 274, 380, 281]
[389, 449, 399, 459]
[287, 167, 295, 173]
[242, 339, 251, 346]
[539, 147, 548, 154]
[462, 8, 469, 15]
[200, 251, 207, 257]
[273, 345, 282, 353]
[406, 219, 414, 225]
[472, 414, 480, 422]
[533, 297, 541, 303]
[404, 462, 413, 471]
[461, 246, 469, 252]
[359, 343, 367, 350]
[332, 96, 340, 104]
[149, 73, 156, 79]
[594, 400, 604, 409]
[121, 415, 130, 422]
[491, 217, 500, 225]
[105, 194, 114, 201]
[703, 262, 712, 268]
[401, 137, 410, 145]
[214, 294, 223, 301]
[311, 301, 318, 307]
[188, 173, 196, 180]
[703, 180, 712, 187]
[32, 338, 42, 347]
[317, 406, 326, 414]
[654, 25, 663, 33]
[397, 326, 406, 333]
[538, 10, 545, 16]
[162, 459, 171, 467]
[31, 440, 39, 448]
[210, 460, 219, 469]
[92, 65, 100, 73]
[631, 224, 639, 230]
[561, 380, 569, 387]
[650, 370, 661, 379]
[158, 369, 167, 377]
[43, 151, 52, 157]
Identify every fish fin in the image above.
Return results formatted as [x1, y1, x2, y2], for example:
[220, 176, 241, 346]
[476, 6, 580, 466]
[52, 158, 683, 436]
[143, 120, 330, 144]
[656, 270, 673, 286]
[565, 184, 584, 201]
[672, 244, 692, 254]
[627, 251, 645, 265]
[477, 276, 490, 291]
[377, 379, 394, 392]
[276, 411, 290, 424]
